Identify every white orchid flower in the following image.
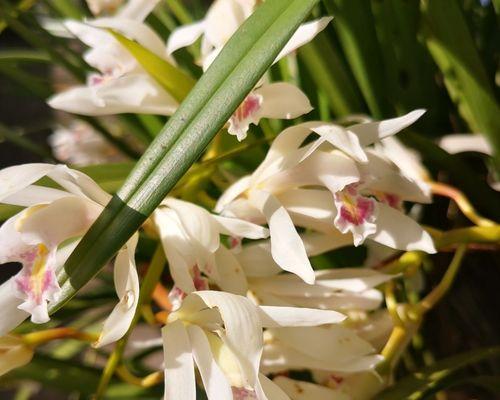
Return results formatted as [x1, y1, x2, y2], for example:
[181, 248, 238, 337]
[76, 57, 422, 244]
[153, 198, 268, 306]
[167, 0, 332, 70]
[166, 2, 330, 141]
[216, 110, 435, 280]
[0, 163, 138, 348]
[48, 0, 178, 116]
[162, 290, 345, 400]
[49, 120, 128, 165]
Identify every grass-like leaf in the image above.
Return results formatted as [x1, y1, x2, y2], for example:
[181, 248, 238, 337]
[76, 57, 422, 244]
[49, 0, 322, 313]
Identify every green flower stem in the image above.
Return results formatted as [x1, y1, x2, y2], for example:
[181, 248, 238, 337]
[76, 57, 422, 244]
[419, 244, 467, 312]
[380, 245, 468, 374]
[95, 245, 166, 399]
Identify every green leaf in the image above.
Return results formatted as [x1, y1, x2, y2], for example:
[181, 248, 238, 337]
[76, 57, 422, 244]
[377, 346, 500, 400]
[109, 30, 196, 102]
[299, 32, 365, 116]
[322, 0, 393, 118]
[421, 0, 500, 172]
[49, 0, 322, 314]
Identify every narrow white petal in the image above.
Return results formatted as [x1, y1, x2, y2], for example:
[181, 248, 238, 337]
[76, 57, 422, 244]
[167, 20, 206, 55]
[0, 279, 29, 336]
[212, 215, 269, 239]
[187, 325, 233, 400]
[259, 374, 291, 400]
[48, 74, 177, 116]
[164, 198, 220, 253]
[2, 186, 69, 207]
[370, 203, 436, 253]
[255, 82, 312, 120]
[193, 291, 263, 388]
[275, 17, 333, 62]
[117, 0, 160, 21]
[18, 197, 99, 247]
[214, 176, 252, 213]
[213, 246, 248, 295]
[235, 241, 282, 278]
[95, 235, 139, 347]
[349, 109, 426, 147]
[250, 190, 315, 284]
[0, 164, 56, 202]
[259, 306, 345, 327]
[439, 133, 493, 155]
[162, 320, 196, 400]
[91, 17, 166, 58]
[308, 123, 367, 162]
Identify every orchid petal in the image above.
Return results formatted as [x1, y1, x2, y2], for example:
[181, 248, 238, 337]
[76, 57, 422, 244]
[187, 325, 233, 400]
[95, 234, 139, 347]
[215, 176, 252, 213]
[255, 82, 312, 120]
[2, 186, 69, 207]
[259, 306, 345, 327]
[117, 0, 160, 21]
[275, 17, 332, 62]
[214, 246, 248, 295]
[162, 320, 196, 400]
[370, 203, 436, 253]
[249, 190, 315, 284]
[349, 109, 426, 147]
[167, 20, 206, 56]
[212, 215, 268, 239]
[48, 73, 177, 116]
[0, 163, 56, 202]
[194, 291, 263, 388]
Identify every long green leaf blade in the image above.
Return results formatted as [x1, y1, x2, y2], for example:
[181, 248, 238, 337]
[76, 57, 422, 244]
[50, 0, 322, 313]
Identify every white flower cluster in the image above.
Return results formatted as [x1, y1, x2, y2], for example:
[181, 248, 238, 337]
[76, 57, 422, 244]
[0, 0, 437, 398]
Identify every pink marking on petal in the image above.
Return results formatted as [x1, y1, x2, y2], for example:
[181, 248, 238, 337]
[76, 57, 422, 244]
[378, 192, 403, 210]
[336, 185, 376, 226]
[232, 387, 257, 400]
[13, 243, 60, 319]
[192, 265, 209, 291]
[229, 93, 262, 135]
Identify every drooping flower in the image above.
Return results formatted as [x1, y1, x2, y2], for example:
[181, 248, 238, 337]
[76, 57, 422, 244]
[48, 0, 178, 116]
[0, 164, 138, 347]
[153, 198, 268, 305]
[49, 120, 128, 165]
[162, 290, 345, 400]
[216, 110, 435, 284]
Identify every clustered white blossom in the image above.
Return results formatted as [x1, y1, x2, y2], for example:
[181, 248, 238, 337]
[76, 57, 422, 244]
[0, 0, 438, 398]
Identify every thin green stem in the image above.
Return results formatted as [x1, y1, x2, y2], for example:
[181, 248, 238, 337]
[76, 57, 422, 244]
[419, 244, 467, 312]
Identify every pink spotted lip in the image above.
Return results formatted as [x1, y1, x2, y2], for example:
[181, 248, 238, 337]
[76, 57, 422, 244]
[228, 93, 263, 140]
[14, 243, 61, 323]
[232, 387, 257, 400]
[333, 183, 378, 245]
